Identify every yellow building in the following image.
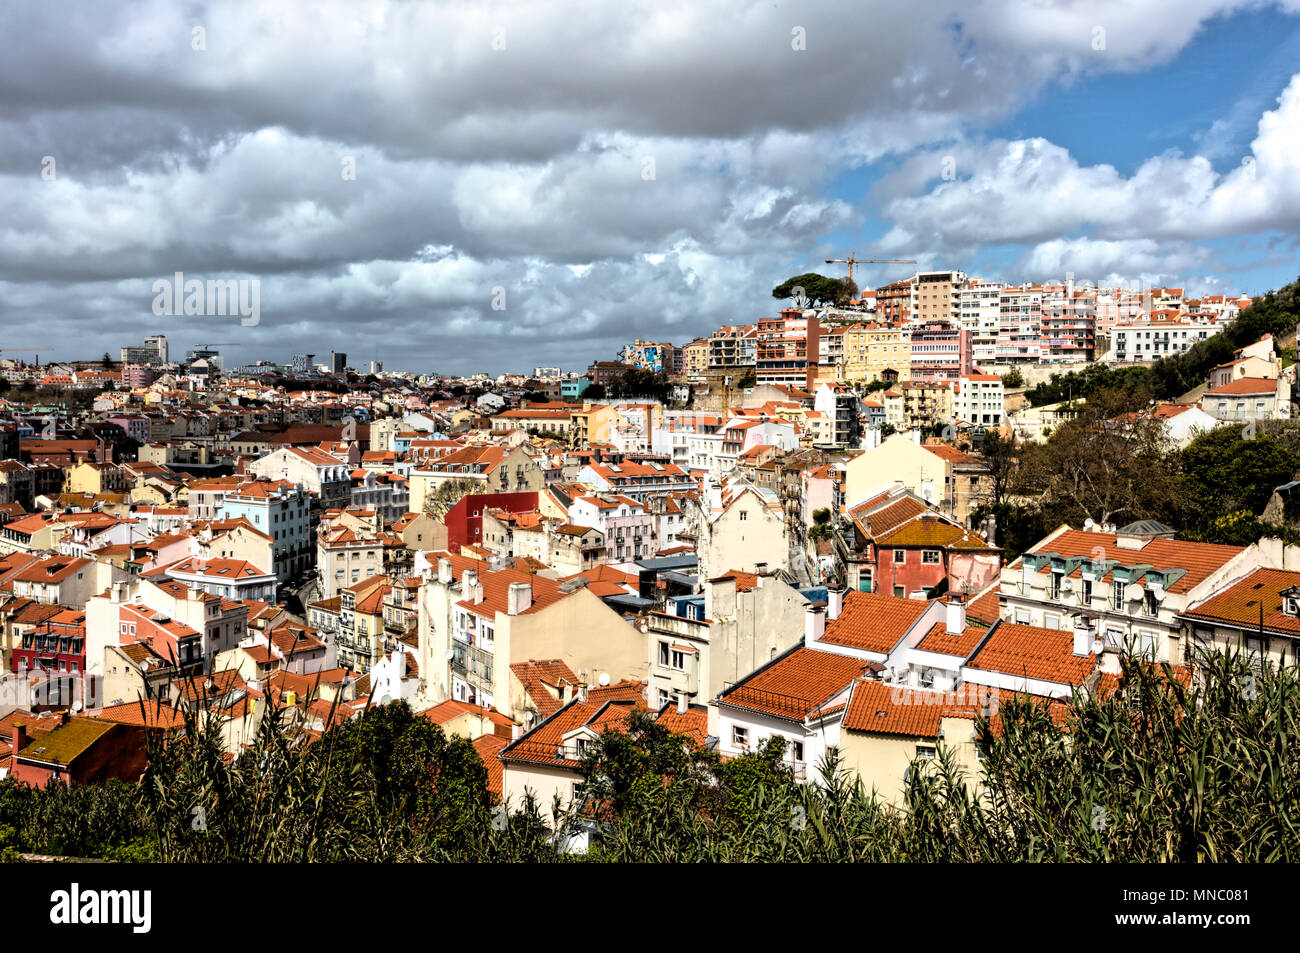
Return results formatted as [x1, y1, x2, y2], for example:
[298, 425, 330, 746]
[837, 679, 984, 807]
[844, 324, 912, 384]
[900, 380, 955, 431]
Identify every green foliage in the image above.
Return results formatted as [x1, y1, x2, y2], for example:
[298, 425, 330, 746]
[1000, 368, 1025, 388]
[3, 649, 1299, 862]
[607, 367, 671, 402]
[736, 369, 757, 389]
[772, 273, 841, 306]
[1179, 424, 1299, 524]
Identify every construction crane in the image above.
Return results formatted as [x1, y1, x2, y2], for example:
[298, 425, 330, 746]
[824, 254, 918, 284]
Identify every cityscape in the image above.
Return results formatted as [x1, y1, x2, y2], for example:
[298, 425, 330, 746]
[0, 0, 1293, 921]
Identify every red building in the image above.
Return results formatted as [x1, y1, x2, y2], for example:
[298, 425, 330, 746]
[10, 609, 86, 674]
[9, 716, 148, 789]
[444, 491, 540, 553]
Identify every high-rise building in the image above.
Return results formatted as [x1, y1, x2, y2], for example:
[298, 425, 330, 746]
[120, 334, 168, 366]
[291, 353, 315, 375]
[330, 351, 347, 374]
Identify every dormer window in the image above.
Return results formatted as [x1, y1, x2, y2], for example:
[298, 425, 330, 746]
[1282, 587, 1300, 617]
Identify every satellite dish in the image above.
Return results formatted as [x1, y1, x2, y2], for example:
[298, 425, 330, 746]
[597, 672, 610, 687]
[444, 650, 454, 660]
[1125, 583, 1144, 602]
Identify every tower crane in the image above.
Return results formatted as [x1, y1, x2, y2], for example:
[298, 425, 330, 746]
[824, 254, 918, 284]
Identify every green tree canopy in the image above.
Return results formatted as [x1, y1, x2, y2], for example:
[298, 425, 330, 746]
[772, 273, 841, 306]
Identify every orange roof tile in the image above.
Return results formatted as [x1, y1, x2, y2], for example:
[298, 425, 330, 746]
[822, 591, 930, 654]
[719, 647, 868, 721]
[966, 621, 1098, 685]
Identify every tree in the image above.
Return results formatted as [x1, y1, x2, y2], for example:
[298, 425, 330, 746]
[833, 276, 859, 308]
[1000, 368, 1024, 388]
[583, 382, 606, 400]
[423, 477, 481, 519]
[607, 367, 671, 401]
[1018, 388, 1182, 526]
[736, 369, 756, 389]
[977, 430, 1018, 510]
[1179, 424, 1299, 529]
[101, 352, 113, 369]
[772, 273, 841, 306]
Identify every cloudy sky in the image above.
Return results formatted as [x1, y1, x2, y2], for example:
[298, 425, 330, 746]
[3, 0, 1300, 375]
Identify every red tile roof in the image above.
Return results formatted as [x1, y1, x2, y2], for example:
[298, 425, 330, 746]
[1024, 528, 1242, 593]
[966, 621, 1098, 685]
[841, 679, 983, 737]
[822, 591, 930, 654]
[719, 647, 869, 721]
[1181, 567, 1300, 636]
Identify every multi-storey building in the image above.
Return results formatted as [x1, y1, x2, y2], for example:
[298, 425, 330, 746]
[1000, 523, 1260, 666]
[219, 480, 312, 583]
[754, 310, 820, 390]
[957, 280, 1004, 367]
[1109, 322, 1215, 363]
[908, 322, 973, 381]
[414, 552, 648, 717]
[952, 374, 1006, 428]
[998, 285, 1044, 364]
[911, 270, 965, 323]
[1040, 286, 1097, 363]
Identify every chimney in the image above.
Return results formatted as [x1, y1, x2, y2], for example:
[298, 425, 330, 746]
[507, 581, 533, 616]
[438, 558, 453, 584]
[1072, 616, 1094, 657]
[461, 569, 481, 604]
[11, 723, 26, 755]
[945, 594, 966, 635]
[677, 690, 689, 715]
[804, 603, 827, 643]
[577, 684, 588, 704]
[827, 587, 845, 621]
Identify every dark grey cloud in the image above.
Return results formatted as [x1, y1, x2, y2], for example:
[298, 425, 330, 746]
[0, 0, 1285, 372]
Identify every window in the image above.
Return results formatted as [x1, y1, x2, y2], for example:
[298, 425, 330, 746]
[658, 642, 670, 666]
[671, 649, 685, 670]
[732, 725, 749, 749]
[915, 744, 937, 759]
[1015, 608, 1030, 624]
[1044, 613, 1060, 630]
[922, 550, 941, 565]
[893, 549, 905, 564]
[894, 585, 905, 597]
[739, 510, 747, 521]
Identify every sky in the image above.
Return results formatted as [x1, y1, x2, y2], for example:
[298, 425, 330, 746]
[2, 1, 1300, 376]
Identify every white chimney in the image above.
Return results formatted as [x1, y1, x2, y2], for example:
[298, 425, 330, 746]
[438, 558, 453, 584]
[461, 569, 482, 604]
[507, 581, 533, 616]
[945, 594, 966, 635]
[676, 690, 689, 715]
[1072, 616, 1094, 657]
[804, 604, 826, 643]
[577, 684, 588, 704]
[827, 587, 845, 621]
